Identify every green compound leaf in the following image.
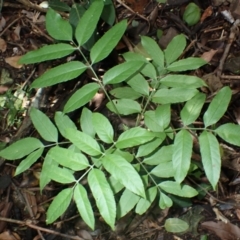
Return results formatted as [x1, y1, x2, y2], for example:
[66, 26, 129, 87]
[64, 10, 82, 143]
[164, 34, 186, 66]
[161, 75, 207, 88]
[74, 184, 95, 230]
[203, 86, 232, 128]
[110, 87, 142, 100]
[199, 131, 221, 190]
[165, 218, 189, 233]
[47, 166, 76, 184]
[141, 36, 164, 70]
[48, 146, 89, 171]
[106, 99, 141, 115]
[65, 128, 102, 156]
[88, 169, 116, 230]
[159, 192, 173, 209]
[80, 108, 95, 138]
[144, 110, 164, 132]
[19, 44, 75, 64]
[0, 137, 43, 160]
[155, 104, 171, 130]
[151, 162, 174, 178]
[215, 123, 240, 147]
[54, 112, 77, 138]
[64, 83, 99, 113]
[135, 187, 157, 215]
[172, 130, 192, 183]
[152, 88, 198, 104]
[46, 8, 72, 41]
[117, 189, 140, 219]
[101, 1, 115, 26]
[116, 127, 155, 149]
[30, 108, 58, 142]
[15, 148, 44, 176]
[92, 112, 114, 143]
[167, 57, 206, 72]
[102, 154, 145, 198]
[103, 61, 144, 85]
[183, 3, 201, 26]
[75, 0, 104, 46]
[180, 92, 206, 126]
[31, 61, 87, 88]
[127, 74, 149, 96]
[46, 188, 73, 224]
[90, 20, 127, 64]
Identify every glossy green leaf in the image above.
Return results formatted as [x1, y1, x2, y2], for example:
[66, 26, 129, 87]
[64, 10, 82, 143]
[46, 8, 72, 41]
[47, 166, 76, 184]
[164, 34, 186, 66]
[141, 36, 164, 70]
[102, 154, 145, 198]
[65, 128, 102, 156]
[117, 189, 140, 218]
[110, 87, 142, 100]
[30, 108, 58, 142]
[80, 108, 95, 138]
[151, 162, 174, 178]
[199, 131, 221, 190]
[167, 57, 206, 72]
[116, 127, 155, 149]
[19, 44, 75, 64]
[165, 218, 189, 233]
[64, 83, 99, 113]
[183, 3, 201, 26]
[215, 123, 240, 146]
[54, 112, 77, 138]
[74, 184, 95, 230]
[48, 146, 89, 171]
[31, 61, 87, 88]
[92, 112, 114, 143]
[75, 0, 104, 46]
[0, 137, 43, 160]
[159, 192, 173, 209]
[135, 187, 157, 215]
[88, 169, 116, 229]
[103, 61, 144, 85]
[106, 99, 141, 115]
[152, 88, 198, 104]
[127, 74, 149, 96]
[203, 86, 231, 128]
[180, 92, 206, 126]
[161, 75, 206, 88]
[15, 148, 44, 176]
[90, 20, 127, 64]
[46, 188, 73, 224]
[172, 130, 192, 183]
[155, 104, 171, 130]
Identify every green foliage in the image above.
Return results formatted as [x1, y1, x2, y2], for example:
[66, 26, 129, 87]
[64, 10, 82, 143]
[1, 0, 239, 232]
[183, 2, 201, 26]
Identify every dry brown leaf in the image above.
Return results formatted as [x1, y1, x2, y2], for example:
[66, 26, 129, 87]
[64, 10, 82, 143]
[0, 16, 6, 31]
[200, 6, 213, 23]
[213, 207, 229, 223]
[0, 85, 9, 94]
[5, 56, 23, 69]
[0, 38, 7, 52]
[0, 231, 21, 240]
[91, 91, 105, 110]
[201, 49, 218, 63]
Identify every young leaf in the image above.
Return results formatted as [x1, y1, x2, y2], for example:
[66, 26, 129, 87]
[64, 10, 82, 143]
[31, 62, 87, 88]
[15, 148, 44, 176]
[199, 131, 221, 190]
[135, 187, 157, 215]
[46, 8, 72, 41]
[116, 127, 155, 149]
[46, 188, 73, 224]
[183, 3, 201, 26]
[88, 169, 116, 229]
[159, 192, 173, 209]
[155, 104, 171, 130]
[141, 36, 164, 70]
[64, 83, 99, 113]
[48, 146, 89, 171]
[215, 123, 240, 146]
[103, 61, 144, 85]
[180, 92, 206, 126]
[90, 20, 127, 64]
[19, 44, 75, 64]
[165, 218, 189, 233]
[65, 128, 102, 156]
[203, 86, 231, 128]
[151, 162, 175, 178]
[160, 75, 207, 88]
[75, 0, 104, 46]
[127, 73, 149, 96]
[47, 166, 76, 184]
[152, 88, 198, 104]
[92, 112, 114, 143]
[0, 138, 43, 160]
[117, 189, 140, 219]
[172, 130, 192, 183]
[102, 154, 146, 198]
[164, 34, 186, 66]
[30, 108, 58, 142]
[80, 108, 95, 138]
[54, 112, 77, 138]
[106, 99, 141, 115]
[74, 184, 95, 230]
[110, 87, 142, 100]
[167, 57, 206, 72]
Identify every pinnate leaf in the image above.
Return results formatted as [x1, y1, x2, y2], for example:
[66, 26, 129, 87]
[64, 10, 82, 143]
[151, 162, 174, 178]
[80, 108, 95, 138]
[127, 73, 149, 96]
[159, 192, 173, 209]
[155, 104, 171, 130]
[165, 218, 189, 233]
[47, 166, 76, 184]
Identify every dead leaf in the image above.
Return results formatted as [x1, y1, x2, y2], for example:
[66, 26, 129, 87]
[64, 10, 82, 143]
[213, 207, 229, 223]
[0, 85, 9, 94]
[0, 38, 7, 52]
[201, 49, 218, 63]
[0, 16, 6, 31]
[200, 6, 213, 23]
[5, 56, 23, 69]
[91, 91, 105, 110]
[0, 231, 21, 240]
